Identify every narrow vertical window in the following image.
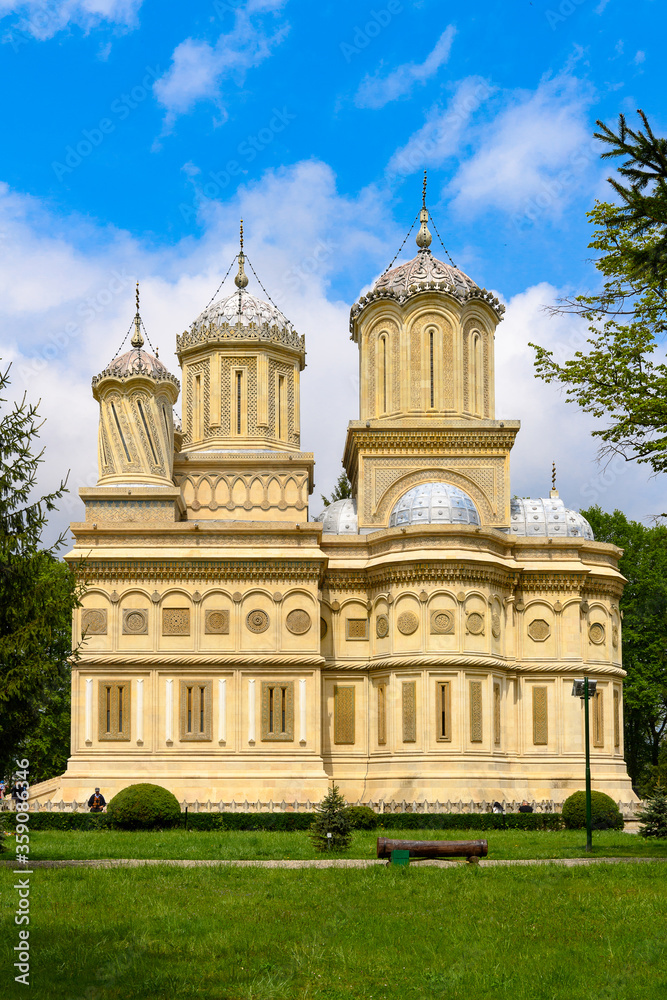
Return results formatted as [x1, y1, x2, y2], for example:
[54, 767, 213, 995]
[437, 682, 451, 741]
[378, 683, 387, 745]
[429, 329, 435, 408]
[106, 686, 111, 733]
[614, 689, 620, 749]
[236, 371, 242, 435]
[277, 375, 285, 439]
[269, 687, 274, 733]
[200, 686, 205, 734]
[193, 374, 202, 440]
[187, 686, 192, 734]
[593, 690, 604, 747]
[281, 687, 287, 734]
[118, 686, 124, 733]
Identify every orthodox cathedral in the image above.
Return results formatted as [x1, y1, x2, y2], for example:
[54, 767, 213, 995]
[36, 196, 634, 807]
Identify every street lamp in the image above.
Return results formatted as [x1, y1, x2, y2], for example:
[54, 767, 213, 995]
[571, 678, 597, 851]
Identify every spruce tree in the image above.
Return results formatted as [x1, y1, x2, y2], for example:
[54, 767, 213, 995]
[310, 784, 352, 852]
[0, 364, 79, 778]
[637, 789, 667, 839]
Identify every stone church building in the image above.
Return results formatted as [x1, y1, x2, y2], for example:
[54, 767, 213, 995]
[38, 202, 634, 807]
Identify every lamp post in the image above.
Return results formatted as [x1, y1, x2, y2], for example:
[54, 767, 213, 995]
[572, 678, 597, 851]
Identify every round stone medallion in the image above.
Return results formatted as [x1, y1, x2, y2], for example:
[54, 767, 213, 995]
[431, 610, 454, 635]
[466, 612, 485, 635]
[286, 609, 312, 635]
[376, 614, 389, 638]
[612, 625, 619, 648]
[397, 611, 419, 635]
[124, 609, 147, 634]
[246, 609, 269, 633]
[206, 610, 227, 633]
[589, 622, 605, 645]
[491, 613, 501, 639]
[320, 617, 328, 639]
[82, 609, 106, 634]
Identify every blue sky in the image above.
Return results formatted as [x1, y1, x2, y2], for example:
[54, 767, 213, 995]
[0, 0, 665, 542]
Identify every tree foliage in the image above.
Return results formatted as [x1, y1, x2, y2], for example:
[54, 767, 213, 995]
[0, 364, 79, 779]
[561, 790, 623, 831]
[531, 111, 667, 479]
[320, 470, 353, 508]
[581, 506, 667, 793]
[637, 789, 667, 839]
[310, 784, 352, 852]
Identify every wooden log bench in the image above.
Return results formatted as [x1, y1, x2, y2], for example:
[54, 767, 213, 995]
[377, 838, 488, 865]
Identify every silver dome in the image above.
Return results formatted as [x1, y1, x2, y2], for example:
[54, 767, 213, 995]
[389, 482, 481, 528]
[316, 498, 358, 534]
[509, 498, 594, 539]
[193, 288, 293, 334]
[375, 252, 478, 300]
[92, 348, 179, 388]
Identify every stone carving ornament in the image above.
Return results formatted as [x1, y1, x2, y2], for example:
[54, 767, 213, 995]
[612, 625, 619, 648]
[286, 609, 311, 635]
[320, 618, 328, 639]
[527, 619, 550, 642]
[376, 614, 390, 638]
[246, 609, 270, 633]
[491, 613, 501, 638]
[122, 609, 148, 635]
[205, 610, 230, 634]
[81, 609, 107, 635]
[589, 622, 606, 645]
[162, 608, 190, 635]
[397, 611, 419, 635]
[430, 610, 454, 635]
[466, 612, 484, 635]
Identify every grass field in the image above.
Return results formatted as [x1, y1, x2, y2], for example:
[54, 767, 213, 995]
[11, 826, 667, 861]
[1, 861, 666, 1000]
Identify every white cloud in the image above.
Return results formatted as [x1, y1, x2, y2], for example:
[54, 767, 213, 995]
[0, 0, 142, 40]
[634, 50, 646, 65]
[154, 5, 289, 126]
[449, 74, 597, 216]
[386, 75, 494, 180]
[354, 25, 456, 109]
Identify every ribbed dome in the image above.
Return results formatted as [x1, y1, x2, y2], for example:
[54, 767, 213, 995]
[316, 498, 358, 534]
[92, 347, 178, 388]
[192, 288, 294, 334]
[509, 498, 594, 539]
[375, 251, 478, 300]
[389, 482, 481, 528]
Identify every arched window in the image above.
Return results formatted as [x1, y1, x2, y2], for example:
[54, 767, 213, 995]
[470, 331, 484, 416]
[379, 333, 388, 415]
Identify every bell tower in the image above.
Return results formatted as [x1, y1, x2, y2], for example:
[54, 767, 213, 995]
[173, 223, 315, 522]
[344, 178, 519, 531]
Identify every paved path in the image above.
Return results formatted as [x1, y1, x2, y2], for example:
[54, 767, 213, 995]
[2, 856, 666, 870]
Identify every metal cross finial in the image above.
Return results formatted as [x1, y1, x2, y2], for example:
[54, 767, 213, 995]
[422, 169, 427, 209]
[550, 461, 559, 499]
[235, 220, 249, 289]
[131, 280, 144, 348]
[416, 171, 432, 250]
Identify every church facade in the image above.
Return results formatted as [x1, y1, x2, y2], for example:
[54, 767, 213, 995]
[42, 206, 635, 807]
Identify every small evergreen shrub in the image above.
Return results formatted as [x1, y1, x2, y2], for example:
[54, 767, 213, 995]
[107, 783, 181, 831]
[345, 805, 379, 830]
[310, 785, 352, 852]
[562, 791, 623, 831]
[637, 790, 667, 839]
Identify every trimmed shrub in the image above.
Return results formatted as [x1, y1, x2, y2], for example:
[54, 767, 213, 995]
[107, 783, 181, 831]
[637, 790, 667, 839]
[562, 791, 623, 831]
[310, 785, 352, 852]
[376, 812, 564, 832]
[346, 805, 379, 830]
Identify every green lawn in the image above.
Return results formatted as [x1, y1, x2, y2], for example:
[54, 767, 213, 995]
[1, 862, 665, 999]
[11, 826, 667, 861]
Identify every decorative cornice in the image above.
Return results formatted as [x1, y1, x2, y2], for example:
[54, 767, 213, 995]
[177, 320, 305, 360]
[349, 281, 505, 336]
[344, 424, 520, 457]
[72, 559, 325, 584]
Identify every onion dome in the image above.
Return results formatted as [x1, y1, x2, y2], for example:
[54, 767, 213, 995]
[316, 498, 358, 534]
[509, 498, 594, 540]
[350, 176, 504, 334]
[92, 284, 179, 394]
[389, 482, 481, 528]
[177, 221, 305, 359]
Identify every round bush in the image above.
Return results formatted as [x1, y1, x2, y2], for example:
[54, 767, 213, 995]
[562, 790, 623, 831]
[107, 783, 182, 831]
[345, 805, 379, 830]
